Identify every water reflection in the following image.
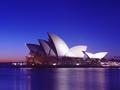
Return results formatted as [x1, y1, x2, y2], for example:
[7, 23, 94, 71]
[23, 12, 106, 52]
[105, 68, 120, 90]
[14, 69, 32, 90]
[55, 68, 106, 90]
[0, 68, 32, 90]
[0, 68, 120, 90]
[31, 68, 55, 90]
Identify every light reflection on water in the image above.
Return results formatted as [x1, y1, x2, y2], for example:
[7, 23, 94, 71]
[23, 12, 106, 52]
[55, 68, 106, 90]
[0, 68, 120, 90]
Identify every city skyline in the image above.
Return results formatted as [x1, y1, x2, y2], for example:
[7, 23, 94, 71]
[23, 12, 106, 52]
[0, 0, 120, 61]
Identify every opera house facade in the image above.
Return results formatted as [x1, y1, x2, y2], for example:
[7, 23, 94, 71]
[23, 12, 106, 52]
[26, 32, 108, 66]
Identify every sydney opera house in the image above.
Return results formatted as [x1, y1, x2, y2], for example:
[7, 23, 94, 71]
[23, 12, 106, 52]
[26, 32, 108, 66]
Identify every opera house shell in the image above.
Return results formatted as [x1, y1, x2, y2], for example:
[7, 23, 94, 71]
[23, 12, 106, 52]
[26, 32, 108, 60]
[84, 52, 108, 59]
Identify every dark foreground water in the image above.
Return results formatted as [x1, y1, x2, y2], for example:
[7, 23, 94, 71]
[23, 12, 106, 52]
[0, 68, 120, 90]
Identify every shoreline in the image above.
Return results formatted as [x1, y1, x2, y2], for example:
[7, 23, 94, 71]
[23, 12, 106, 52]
[0, 63, 120, 68]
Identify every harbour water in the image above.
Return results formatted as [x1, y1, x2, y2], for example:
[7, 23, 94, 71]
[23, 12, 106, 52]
[0, 67, 120, 90]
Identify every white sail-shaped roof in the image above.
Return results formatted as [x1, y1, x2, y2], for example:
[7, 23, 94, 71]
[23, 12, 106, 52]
[48, 32, 69, 57]
[65, 46, 87, 58]
[39, 40, 56, 56]
[26, 32, 108, 59]
[26, 44, 45, 56]
[85, 52, 108, 59]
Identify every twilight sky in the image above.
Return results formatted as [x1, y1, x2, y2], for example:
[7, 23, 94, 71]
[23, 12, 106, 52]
[0, 0, 120, 61]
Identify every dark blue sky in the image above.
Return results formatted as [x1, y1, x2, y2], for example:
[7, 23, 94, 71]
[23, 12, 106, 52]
[0, 0, 120, 61]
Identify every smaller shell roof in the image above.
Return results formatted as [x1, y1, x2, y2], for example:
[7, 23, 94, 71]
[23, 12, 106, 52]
[39, 40, 56, 56]
[26, 43, 45, 56]
[65, 45, 87, 58]
[85, 52, 108, 59]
